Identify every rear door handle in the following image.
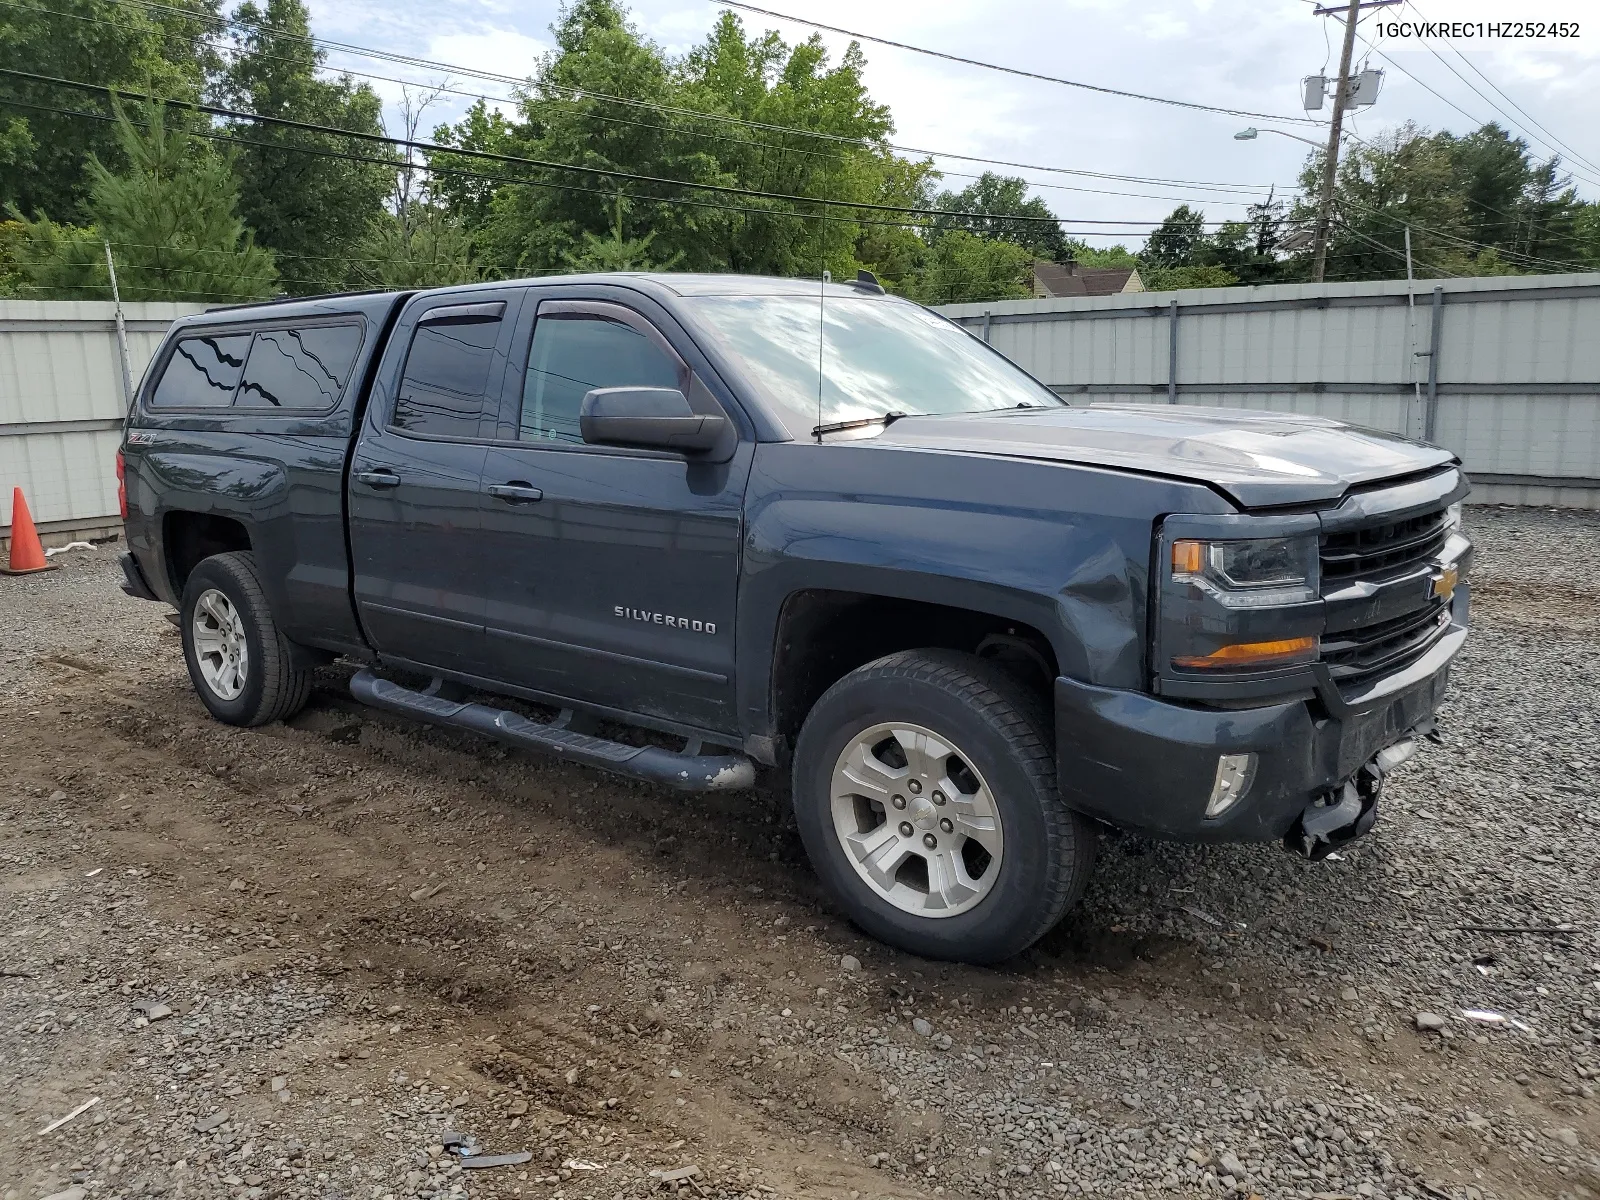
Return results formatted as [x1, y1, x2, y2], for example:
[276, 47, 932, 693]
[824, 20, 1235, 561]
[486, 482, 544, 504]
[355, 468, 401, 489]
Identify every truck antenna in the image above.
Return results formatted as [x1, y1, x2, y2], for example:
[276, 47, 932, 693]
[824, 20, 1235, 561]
[816, 269, 830, 443]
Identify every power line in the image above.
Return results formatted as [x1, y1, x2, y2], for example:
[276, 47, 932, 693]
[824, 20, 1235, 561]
[1, 92, 1255, 245]
[1353, 35, 1600, 193]
[19, 93, 1576, 278]
[719, 2, 1326, 126]
[1446, 50, 1600, 178]
[1332, 219, 1461, 278]
[0, 71, 1257, 230]
[0, 0, 1294, 208]
[1401, 0, 1600, 178]
[87, 0, 1294, 198]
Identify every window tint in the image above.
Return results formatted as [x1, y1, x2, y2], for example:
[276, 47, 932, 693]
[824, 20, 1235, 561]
[150, 334, 252, 407]
[520, 312, 682, 444]
[236, 325, 363, 409]
[392, 312, 504, 438]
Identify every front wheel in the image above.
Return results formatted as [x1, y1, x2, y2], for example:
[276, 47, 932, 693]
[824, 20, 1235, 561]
[791, 650, 1096, 964]
[180, 551, 312, 727]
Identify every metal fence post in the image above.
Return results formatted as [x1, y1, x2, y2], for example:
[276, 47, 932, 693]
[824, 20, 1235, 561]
[103, 241, 135, 412]
[1424, 285, 1443, 442]
[1167, 299, 1179, 404]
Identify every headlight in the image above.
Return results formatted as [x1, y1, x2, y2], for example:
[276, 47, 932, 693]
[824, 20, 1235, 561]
[1171, 536, 1319, 608]
[1157, 516, 1323, 686]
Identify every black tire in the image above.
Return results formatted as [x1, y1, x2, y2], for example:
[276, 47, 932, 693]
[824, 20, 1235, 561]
[179, 551, 313, 727]
[791, 649, 1096, 964]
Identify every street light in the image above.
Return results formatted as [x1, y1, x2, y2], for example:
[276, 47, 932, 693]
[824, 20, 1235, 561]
[1234, 126, 1325, 149]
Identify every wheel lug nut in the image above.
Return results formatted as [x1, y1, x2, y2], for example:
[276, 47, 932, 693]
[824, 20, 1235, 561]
[922, 833, 937, 850]
[939, 817, 953, 833]
[891, 795, 906, 809]
[907, 779, 922, 794]
[898, 822, 914, 838]
[932, 790, 946, 805]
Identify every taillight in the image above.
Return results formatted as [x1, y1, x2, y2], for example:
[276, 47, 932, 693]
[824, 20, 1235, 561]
[115, 450, 127, 520]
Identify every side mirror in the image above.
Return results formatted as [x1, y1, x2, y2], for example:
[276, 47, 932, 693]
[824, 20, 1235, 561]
[580, 387, 728, 454]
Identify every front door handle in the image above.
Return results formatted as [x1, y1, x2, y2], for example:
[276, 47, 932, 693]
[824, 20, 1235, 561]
[486, 482, 544, 504]
[355, 468, 401, 489]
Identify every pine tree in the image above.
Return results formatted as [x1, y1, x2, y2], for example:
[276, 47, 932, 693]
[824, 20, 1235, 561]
[12, 96, 276, 303]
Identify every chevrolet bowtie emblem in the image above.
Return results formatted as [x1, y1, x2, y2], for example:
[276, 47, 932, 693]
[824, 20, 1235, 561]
[1431, 564, 1459, 600]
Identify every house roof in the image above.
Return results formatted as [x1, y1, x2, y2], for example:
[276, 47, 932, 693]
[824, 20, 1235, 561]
[1031, 259, 1142, 297]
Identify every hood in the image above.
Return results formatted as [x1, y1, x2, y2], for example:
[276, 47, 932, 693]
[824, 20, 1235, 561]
[871, 404, 1458, 508]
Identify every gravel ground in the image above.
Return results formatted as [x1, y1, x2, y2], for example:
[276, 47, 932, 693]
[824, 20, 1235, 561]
[0, 507, 1597, 1200]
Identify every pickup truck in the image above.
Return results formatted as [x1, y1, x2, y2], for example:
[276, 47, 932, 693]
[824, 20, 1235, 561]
[117, 271, 1472, 963]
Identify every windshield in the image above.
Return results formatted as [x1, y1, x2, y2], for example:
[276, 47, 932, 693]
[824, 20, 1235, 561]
[684, 294, 1064, 435]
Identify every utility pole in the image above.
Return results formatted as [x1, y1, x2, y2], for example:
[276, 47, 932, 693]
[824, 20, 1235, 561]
[103, 240, 135, 413]
[1311, 0, 1361, 283]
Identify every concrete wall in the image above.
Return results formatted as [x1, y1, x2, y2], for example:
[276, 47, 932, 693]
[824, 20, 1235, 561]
[938, 272, 1600, 508]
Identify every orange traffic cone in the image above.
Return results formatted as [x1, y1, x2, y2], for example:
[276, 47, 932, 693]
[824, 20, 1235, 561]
[2, 487, 58, 575]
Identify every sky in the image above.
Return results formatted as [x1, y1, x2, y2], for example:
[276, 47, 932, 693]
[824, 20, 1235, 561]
[300, 0, 1600, 250]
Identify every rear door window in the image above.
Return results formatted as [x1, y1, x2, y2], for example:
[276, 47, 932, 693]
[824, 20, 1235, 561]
[392, 302, 507, 439]
[150, 334, 252, 407]
[236, 325, 363, 409]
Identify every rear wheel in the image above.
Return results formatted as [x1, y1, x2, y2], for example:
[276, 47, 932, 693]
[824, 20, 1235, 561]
[791, 650, 1096, 964]
[180, 551, 312, 727]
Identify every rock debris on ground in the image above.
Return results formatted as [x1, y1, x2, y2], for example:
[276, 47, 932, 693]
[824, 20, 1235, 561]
[1, 507, 1597, 1200]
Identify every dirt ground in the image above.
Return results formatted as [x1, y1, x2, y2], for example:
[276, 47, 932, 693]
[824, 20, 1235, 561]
[1, 508, 1597, 1200]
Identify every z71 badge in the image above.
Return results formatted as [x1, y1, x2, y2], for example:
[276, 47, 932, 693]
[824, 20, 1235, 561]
[614, 606, 716, 634]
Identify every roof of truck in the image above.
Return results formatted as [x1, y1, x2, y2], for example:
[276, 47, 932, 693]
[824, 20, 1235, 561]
[200, 272, 891, 318]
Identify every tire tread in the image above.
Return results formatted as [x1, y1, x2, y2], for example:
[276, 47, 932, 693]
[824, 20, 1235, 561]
[183, 551, 313, 727]
[793, 648, 1095, 962]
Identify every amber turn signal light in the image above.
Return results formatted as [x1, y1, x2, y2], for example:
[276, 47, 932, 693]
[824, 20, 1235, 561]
[1171, 539, 1204, 575]
[1172, 636, 1317, 670]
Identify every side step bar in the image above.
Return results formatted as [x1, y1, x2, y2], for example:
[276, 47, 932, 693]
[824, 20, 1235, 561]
[348, 669, 756, 792]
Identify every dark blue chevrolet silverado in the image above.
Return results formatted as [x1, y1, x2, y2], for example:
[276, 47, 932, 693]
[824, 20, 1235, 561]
[117, 272, 1472, 963]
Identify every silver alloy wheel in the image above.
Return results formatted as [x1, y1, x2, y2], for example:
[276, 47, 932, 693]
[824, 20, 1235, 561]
[192, 587, 249, 701]
[829, 721, 1004, 918]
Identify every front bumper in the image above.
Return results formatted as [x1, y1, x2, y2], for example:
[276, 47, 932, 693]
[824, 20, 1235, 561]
[1054, 584, 1468, 844]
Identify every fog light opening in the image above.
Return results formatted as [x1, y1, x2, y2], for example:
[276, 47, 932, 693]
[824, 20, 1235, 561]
[1205, 752, 1257, 819]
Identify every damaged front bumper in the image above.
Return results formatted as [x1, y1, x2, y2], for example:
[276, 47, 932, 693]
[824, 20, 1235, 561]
[1053, 585, 1468, 848]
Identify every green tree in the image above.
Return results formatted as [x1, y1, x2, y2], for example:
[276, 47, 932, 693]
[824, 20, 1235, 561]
[561, 192, 683, 271]
[1055, 238, 1144, 272]
[353, 204, 480, 289]
[1439, 123, 1533, 250]
[471, 2, 910, 282]
[1284, 121, 1595, 280]
[929, 172, 1065, 260]
[0, 219, 28, 297]
[902, 229, 1031, 305]
[1141, 204, 1208, 269]
[428, 99, 520, 229]
[1574, 203, 1600, 268]
[1140, 264, 1239, 292]
[1290, 125, 1468, 280]
[11, 96, 276, 302]
[0, 0, 220, 219]
[218, 0, 394, 292]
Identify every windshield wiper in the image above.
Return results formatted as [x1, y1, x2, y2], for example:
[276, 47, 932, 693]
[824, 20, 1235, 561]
[812, 410, 907, 438]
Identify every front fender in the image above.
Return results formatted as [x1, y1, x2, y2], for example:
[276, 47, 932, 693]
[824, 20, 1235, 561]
[736, 441, 1232, 738]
